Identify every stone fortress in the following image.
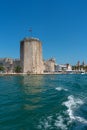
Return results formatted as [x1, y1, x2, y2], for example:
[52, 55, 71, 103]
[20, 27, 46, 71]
[20, 37, 43, 74]
[0, 36, 72, 74]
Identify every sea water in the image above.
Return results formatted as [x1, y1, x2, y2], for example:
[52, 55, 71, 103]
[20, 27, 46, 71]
[0, 74, 87, 130]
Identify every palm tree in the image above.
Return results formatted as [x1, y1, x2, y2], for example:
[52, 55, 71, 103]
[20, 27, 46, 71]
[14, 66, 22, 73]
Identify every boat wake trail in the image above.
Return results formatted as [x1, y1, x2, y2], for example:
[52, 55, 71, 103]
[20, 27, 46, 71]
[37, 95, 87, 130]
[55, 87, 68, 91]
[37, 115, 68, 130]
[62, 95, 87, 124]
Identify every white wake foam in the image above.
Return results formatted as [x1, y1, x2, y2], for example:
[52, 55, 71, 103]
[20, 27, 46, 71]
[75, 116, 87, 124]
[38, 95, 87, 130]
[55, 115, 68, 130]
[38, 115, 67, 130]
[55, 87, 68, 91]
[38, 116, 52, 130]
[62, 95, 87, 124]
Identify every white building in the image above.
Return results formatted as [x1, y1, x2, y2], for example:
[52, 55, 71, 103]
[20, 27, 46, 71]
[55, 64, 72, 72]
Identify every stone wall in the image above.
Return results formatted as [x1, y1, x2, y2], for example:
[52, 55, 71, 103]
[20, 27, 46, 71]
[0, 58, 20, 73]
[43, 58, 55, 72]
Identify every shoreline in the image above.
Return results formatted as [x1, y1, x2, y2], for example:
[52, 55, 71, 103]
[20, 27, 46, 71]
[0, 72, 63, 76]
[0, 72, 86, 76]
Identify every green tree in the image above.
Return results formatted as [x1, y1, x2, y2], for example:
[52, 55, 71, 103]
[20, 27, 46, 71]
[80, 65, 83, 70]
[84, 66, 87, 72]
[72, 65, 76, 70]
[0, 66, 5, 72]
[14, 66, 22, 73]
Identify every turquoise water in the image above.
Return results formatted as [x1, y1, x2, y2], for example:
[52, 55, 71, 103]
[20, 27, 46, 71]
[0, 74, 87, 130]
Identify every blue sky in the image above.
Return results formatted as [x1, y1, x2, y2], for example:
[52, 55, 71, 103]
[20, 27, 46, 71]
[0, 0, 87, 65]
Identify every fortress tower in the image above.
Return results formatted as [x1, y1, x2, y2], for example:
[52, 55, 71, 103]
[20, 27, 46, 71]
[20, 37, 43, 74]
